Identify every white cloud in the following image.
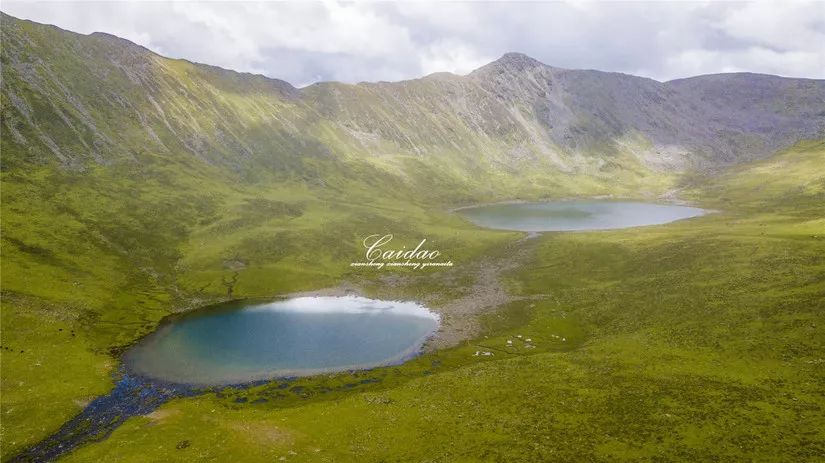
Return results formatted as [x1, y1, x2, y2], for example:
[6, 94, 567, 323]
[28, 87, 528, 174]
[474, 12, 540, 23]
[420, 39, 493, 76]
[248, 295, 439, 321]
[2, 1, 823, 85]
[714, 1, 825, 52]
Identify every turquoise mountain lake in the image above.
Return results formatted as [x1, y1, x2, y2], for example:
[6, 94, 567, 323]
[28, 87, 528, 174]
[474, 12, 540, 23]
[124, 296, 439, 386]
[456, 200, 706, 232]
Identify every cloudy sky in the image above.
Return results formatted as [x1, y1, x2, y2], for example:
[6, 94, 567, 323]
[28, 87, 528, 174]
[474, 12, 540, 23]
[3, 1, 824, 86]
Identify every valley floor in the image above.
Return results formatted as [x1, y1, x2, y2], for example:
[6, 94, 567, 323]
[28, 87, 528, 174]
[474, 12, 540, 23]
[1, 143, 824, 461]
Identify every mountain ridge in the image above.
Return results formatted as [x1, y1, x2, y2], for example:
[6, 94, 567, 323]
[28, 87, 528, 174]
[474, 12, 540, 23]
[2, 12, 824, 181]
[4, 13, 823, 88]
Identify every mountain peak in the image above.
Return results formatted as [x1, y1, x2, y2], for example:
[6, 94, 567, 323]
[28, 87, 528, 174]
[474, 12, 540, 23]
[471, 52, 550, 77]
[498, 52, 544, 66]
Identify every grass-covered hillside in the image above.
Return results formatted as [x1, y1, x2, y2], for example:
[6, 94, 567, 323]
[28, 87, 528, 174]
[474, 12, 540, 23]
[1, 12, 824, 462]
[29, 142, 825, 463]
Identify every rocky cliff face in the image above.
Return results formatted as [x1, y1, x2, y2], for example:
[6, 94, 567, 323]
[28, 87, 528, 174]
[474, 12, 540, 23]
[2, 14, 824, 181]
[312, 51, 825, 172]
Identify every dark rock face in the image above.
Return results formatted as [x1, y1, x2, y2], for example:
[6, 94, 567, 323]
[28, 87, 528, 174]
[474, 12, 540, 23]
[667, 73, 825, 161]
[2, 13, 824, 176]
[300, 53, 825, 172]
[463, 56, 825, 168]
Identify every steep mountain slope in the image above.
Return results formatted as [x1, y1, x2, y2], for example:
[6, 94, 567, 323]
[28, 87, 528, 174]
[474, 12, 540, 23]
[3, 14, 824, 181]
[0, 14, 328, 174]
[302, 52, 825, 173]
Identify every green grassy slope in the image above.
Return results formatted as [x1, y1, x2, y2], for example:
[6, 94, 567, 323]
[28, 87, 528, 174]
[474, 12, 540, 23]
[0, 15, 678, 456]
[44, 143, 825, 462]
[2, 13, 824, 462]
[0, 153, 521, 455]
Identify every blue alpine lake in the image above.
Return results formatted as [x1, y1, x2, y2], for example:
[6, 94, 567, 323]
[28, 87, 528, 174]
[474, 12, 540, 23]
[455, 200, 706, 232]
[124, 296, 440, 386]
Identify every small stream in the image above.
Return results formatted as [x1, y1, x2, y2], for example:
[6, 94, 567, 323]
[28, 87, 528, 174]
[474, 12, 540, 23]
[11, 373, 192, 462]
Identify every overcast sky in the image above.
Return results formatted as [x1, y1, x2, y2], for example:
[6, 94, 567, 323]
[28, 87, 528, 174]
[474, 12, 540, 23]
[3, 1, 824, 86]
